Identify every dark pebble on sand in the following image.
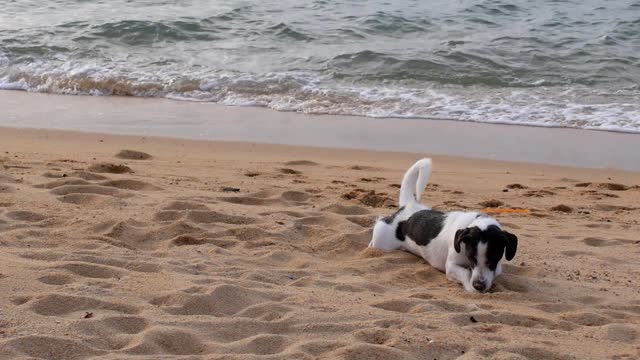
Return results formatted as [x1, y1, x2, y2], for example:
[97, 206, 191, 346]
[506, 183, 527, 189]
[221, 187, 240, 193]
[479, 199, 504, 208]
[551, 204, 573, 213]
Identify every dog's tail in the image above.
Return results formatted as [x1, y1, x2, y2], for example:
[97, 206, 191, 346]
[399, 158, 432, 207]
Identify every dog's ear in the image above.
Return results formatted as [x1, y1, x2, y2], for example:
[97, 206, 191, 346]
[503, 231, 518, 261]
[454, 229, 468, 253]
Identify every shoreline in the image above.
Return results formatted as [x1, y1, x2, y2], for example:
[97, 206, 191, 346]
[1, 90, 639, 172]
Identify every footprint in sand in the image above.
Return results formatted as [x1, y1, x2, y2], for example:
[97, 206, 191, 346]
[103, 220, 207, 250]
[187, 210, 258, 225]
[330, 343, 409, 360]
[69, 171, 109, 181]
[0, 184, 15, 193]
[88, 163, 133, 174]
[580, 190, 620, 199]
[450, 311, 577, 331]
[35, 178, 92, 189]
[296, 340, 348, 357]
[42, 252, 161, 272]
[100, 179, 162, 191]
[280, 190, 311, 202]
[170, 235, 209, 247]
[350, 165, 378, 171]
[115, 149, 152, 160]
[342, 189, 394, 208]
[533, 303, 579, 313]
[48, 182, 133, 205]
[594, 204, 636, 211]
[72, 316, 149, 350]
[26, 294, 140, 317]
[51, 184, 122, 196]
[561, 250, 595, 257]
[488, 274, 531, 293]
[322, 203, 370, 215]
[345, 215, 376, 228]
[18, 251, 65, 262]
[219, 196, 281, 206]
[42, 176, 160, 195]
[279, 168, 302, 175]
[353, 328, 393, 345]
[502, 347, 576, 360]
[0, 173, 19, 184]
[5, 210, 46, 222]
[223, 226, 277, 242]
[224, 334, 291, 355]
[370, 299, 423, 314]
[561, 312, 611, 326]
[294, 215, 340, 227]
[597, 324, 638, 343]
[153, 210, 185, 222]
[42, 171, 110, 181]
[583, 237, 620, 247]
[235, 303, 294, 322]
[523, 189, 556, 198]
[125, 328, 207, 355]
[575, 182, 630, 191]
[150, 284, 286, 317]
[163, 201, 209, 211]
[304, 229, 371, 257]
[583, 223, 612, 229]
[57, 262, 125, 279]
[0, 336, 105, 359]
[218, 190, 312, 207]
[37, 273, 75, 286]
[284, 160, 319, 166]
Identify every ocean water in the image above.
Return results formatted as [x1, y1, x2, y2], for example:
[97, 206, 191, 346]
[1, 0, 640, 133]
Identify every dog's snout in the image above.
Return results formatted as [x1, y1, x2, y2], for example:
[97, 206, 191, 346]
[472, 280, 487, 292]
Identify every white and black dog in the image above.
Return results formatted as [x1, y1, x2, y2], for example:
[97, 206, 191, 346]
[369, 158, 518, 293]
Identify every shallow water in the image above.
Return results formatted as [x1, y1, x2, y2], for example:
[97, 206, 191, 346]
[1, 0, 640, 132]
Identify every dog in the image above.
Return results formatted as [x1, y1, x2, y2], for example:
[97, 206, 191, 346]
[369, 158, 518, 293]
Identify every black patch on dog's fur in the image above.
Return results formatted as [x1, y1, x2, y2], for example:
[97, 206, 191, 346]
[396, 209, 445, 246]
[484, 225, 504, 270]
[460, 228, 480, 265]
[396, 221, 407, 241]
[382, 206, 405, 224]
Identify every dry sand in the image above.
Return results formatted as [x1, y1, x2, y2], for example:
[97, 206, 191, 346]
[1, 127, 639, 359]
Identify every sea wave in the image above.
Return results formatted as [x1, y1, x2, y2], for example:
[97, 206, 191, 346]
[2, 0, 640, 133]
[2, 66, 639, 133]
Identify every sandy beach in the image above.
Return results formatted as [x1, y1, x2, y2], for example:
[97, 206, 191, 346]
[1, 126, 639, 359]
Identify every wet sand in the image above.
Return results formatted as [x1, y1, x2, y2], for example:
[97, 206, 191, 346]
[1, 90, 639, 171]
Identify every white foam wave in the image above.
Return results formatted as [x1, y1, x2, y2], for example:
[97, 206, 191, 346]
[1, 63, 639, 134]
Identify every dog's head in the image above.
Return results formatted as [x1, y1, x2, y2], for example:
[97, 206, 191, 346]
[454, 224, 518, 293]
